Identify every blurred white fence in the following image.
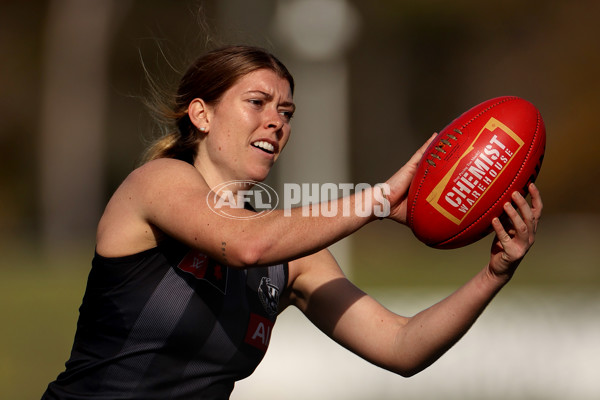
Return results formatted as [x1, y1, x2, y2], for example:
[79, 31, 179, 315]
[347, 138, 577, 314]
[233, 288, 600, 400]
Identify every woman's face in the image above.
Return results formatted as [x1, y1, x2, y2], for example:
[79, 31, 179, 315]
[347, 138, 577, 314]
[195, 68, 295, 185]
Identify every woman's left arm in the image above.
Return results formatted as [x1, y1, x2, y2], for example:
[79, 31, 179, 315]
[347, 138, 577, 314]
[285, 184, 542, 377]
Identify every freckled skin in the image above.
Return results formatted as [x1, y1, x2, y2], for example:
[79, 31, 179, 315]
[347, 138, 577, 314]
[190, 69, 294, 186]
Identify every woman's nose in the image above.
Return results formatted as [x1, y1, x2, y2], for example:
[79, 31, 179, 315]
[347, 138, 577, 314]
[265, 110, 284, 131]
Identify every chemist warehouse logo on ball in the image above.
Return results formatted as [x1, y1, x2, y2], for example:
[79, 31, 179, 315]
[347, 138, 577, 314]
[206, 180, 390, 219]
[427, 117, 525, 224]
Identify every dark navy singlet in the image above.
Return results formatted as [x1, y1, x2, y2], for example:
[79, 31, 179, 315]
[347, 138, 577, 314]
[42, 239, 288, 400]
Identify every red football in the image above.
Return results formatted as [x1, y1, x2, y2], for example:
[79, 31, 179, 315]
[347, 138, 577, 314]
[407, 96, 546, 249]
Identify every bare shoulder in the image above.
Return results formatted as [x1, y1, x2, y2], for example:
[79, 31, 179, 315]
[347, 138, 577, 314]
[110, 158, 207, 212]
[126, 158, 205, 188]
[96, 158, 207, 257]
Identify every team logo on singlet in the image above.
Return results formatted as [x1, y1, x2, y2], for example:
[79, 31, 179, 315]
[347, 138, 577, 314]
[177, 250, 228, 294]
[244, 277, 280, 352]
[258, 276, 280, 317]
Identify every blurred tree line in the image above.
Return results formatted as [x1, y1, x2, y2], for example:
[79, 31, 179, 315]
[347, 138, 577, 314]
[0, 0, 598, 255]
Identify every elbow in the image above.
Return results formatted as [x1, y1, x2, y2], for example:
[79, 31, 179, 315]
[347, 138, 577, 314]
[225, 240, 272, 269]
[234, 247, 262, 268]
[395, 366, 423, 378]
[386, 348, 435, 378]
[388, 321, 438, 378]
[388, 363, 424, 378]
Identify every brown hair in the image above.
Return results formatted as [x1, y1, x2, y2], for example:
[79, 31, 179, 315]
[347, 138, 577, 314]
[141, 45, 294, 165]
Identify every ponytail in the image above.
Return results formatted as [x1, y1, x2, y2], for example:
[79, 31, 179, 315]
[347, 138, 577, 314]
[140, 113, 201, 165]
[138, 59, 201, 166]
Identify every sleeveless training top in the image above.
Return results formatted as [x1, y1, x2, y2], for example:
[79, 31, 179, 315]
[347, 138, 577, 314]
[42, 239, 288, 400]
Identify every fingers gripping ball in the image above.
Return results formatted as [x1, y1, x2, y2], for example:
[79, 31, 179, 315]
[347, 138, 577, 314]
[407, 96, 546, 249]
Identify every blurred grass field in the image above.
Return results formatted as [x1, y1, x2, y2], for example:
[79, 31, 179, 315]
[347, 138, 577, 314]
[1, 214, 598, 400]
[351, 214, 600, 290]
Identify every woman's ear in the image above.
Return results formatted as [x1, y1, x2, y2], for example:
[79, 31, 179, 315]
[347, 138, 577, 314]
[188, 98, 211, 133]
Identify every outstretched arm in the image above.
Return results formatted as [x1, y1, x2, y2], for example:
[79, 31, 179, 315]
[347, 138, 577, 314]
[285, 184, 542, 376]
[97, 136, 436, 268]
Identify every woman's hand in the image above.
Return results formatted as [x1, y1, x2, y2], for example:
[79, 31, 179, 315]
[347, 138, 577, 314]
[488, 183, 543, 282]
[384, 133, 437, 224]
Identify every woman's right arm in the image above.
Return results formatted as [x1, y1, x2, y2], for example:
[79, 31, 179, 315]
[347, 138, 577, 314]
[96, 158, 378, 267]
[97, 136, 435, 268]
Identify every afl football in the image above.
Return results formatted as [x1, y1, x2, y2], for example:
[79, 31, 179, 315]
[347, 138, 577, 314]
[407, 96, 546, 249]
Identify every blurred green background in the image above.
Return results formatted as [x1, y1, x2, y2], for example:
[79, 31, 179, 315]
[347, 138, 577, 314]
[1, 1, 599, 399]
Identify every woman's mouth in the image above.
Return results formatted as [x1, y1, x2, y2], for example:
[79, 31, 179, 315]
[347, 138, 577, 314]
[251, 140, 275, 154]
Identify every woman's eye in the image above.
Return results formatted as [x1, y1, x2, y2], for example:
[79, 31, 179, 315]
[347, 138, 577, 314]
[249, 99, 263, 107]
[280, 110, 294, 121]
